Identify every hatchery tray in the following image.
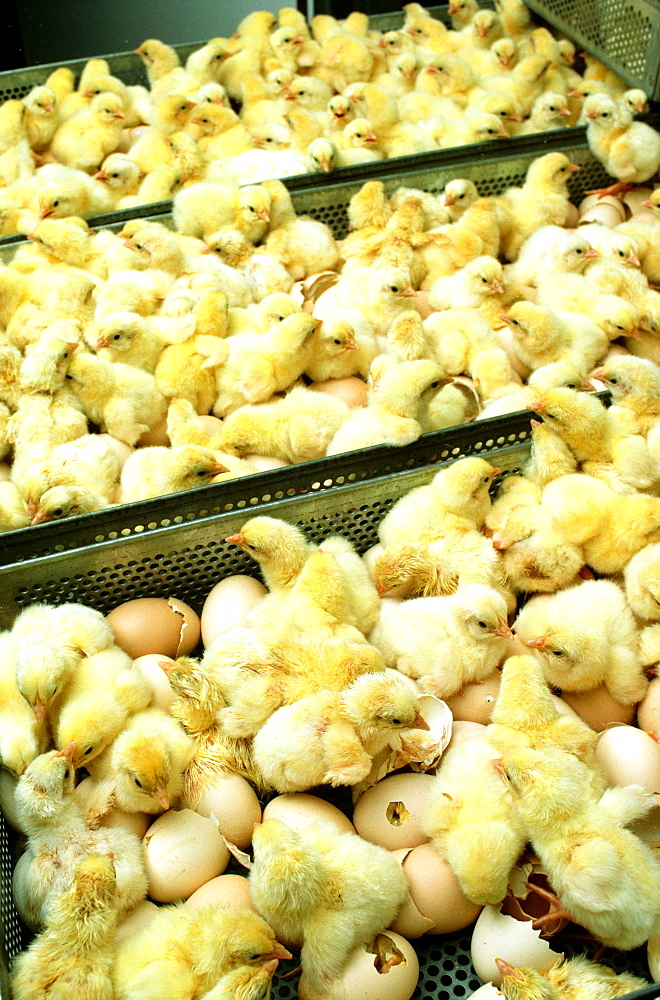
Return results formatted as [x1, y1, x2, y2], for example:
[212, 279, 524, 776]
[525, 0, 660, 99]
[0, 129, 624, 562]
[0, 7, 447, 104]
[1, 441, 659, 1000]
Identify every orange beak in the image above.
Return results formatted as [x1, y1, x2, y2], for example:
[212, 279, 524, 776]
[31, 507, 50, 525]
[491, 279, 504, 294]
[590, 367, 605, 381]
[491, 616, 514, 639]
[210, 462, 229, 476]
[490, 467, 502, 477]
[401, 286, 417, 298]
[375, 581, 389, 597]
[567, 162, 580, 172]
[626, 327, 642, 340]
[267, 942, 293, 961]
[113, 111, 126, 120]
[94, 169, 109, 182]
[507, 110, 522, 121]
[500, 312, 512, 325]
[497, 126, 510, 138]
[444, 192, 456, 206]
[225, 532, 246, 546]
[495, 958, 525, 982]
[158, 659, 175, 674]
[583, 247, 600, 260]
[38, 207, 54, 219]
[526, 401, 543, 413]
[95, 336, 110, 350]
[627, 252, 641, 268]
[525, 635, 550, 650]
[345, 338, 359, 351]
[411, 712, 430, 731]
[57, 742, 78, 765]
[258, 209, 270, 222]
[33, 695, 46, 724]
[558, 106, 571, 117]
[152, 786, 170, 811]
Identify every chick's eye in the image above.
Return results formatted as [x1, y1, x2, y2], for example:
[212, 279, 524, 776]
[477, 620, 487, 628]
[333, 338, 342, 345]
[134, 777, 144, 789]
[53, 200, 59, 207]
[113, 333, 121, 341]
[390, 718, 403, 726]
[552, 649, 564, 656]
[84, 746, 94, 755]
[429, 380, 440, 389]
[609, 376, 618, 384]
[390, 285, 399, 293]
[52, 507, 63, 517]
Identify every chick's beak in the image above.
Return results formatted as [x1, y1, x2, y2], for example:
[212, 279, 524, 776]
[57, 742, 78, 765]
[558, 106, 571, 117]
[410, 712, 430, 731]
[94, 169, 109, 182]
[401, 286, 417, 298]
[491, 279, 504, 293]
[268, 942, 293, 961]
[491, 616, 514, 639]
[444, 192, 456, 206]
[38, 207, 54, 220]
[345, 338, 359, 350]
[590, 367, 605, 381]
[210, 461, 229, 476]
[583, 247, 600, 260]
[152, 786, 170, 811]
[567, 161, 580, 172]
[95, 336, 110, 349]
[627, 327, 641, 340]
[525, 635, 550, 650]
[258, 209, 270, 222]
[225, 532, 246, 546]
[526, 401, 543, 413]
[33, 695, 46, 724]
[495, 958, 525, 982]
[31, 507, 50, 525]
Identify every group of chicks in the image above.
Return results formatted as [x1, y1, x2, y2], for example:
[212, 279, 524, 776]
[0, 0, 651, 241]
[2, 131, 660, 533]
[4, 480, 660, 998]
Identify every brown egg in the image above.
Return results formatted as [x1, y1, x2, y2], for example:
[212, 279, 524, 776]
[298, 931, 419, 1000]
[445, 672, 501, 725]
[560, 685, 636, 731]
[353, 773, 435, 850]
[194, 773, 262, 849]
[310, 376, 368, 408]
[143, 808, 230, 902]
[185, 873, 256, 912]
[107, 597, 201, 658]
[133, 654, 176, 711]
[263, 793, 355, 834]
[398, 842, 482, 933]
[578, 193, 626, 227]
[201, 575, 267, 647]
[595, 725, 660, 792]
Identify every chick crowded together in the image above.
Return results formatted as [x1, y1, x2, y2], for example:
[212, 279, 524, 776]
[0, 0, 652, 239]
[4, 482, 660, 997]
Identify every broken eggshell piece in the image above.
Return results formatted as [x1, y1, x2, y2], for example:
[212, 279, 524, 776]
[471, 903, 564, 986]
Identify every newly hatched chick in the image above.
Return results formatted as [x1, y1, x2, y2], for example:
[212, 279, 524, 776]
[513, 579, 648, 705]
[53, 647, 152, 769]
[112, 905, 291, 1000]
[498, 152, 579, 261]
[253, 672, 433, 792]
[500, 744, 660, 950]
[119, 445, 229, 503]
[311, 266, 416, 339]
[624, 541, 660, 622]
[250, 818, 408, 996]
[11, 854, 120, 1000]
[305, 314, 378, 380]
[0, 632, 46, 778]
[172, 181, 271, 243]
[23, 85, 59, 152]
[17, 435, 120, 515]
[65, 352, 167, 446]
[582, 93, 660, 196]
[12, 750, 147, 930]
[423, 735, 527, 904]
[262, 178, 339, 280]
[12, 601, 114, 726]
[83, 708, 195, 822]
[92, 311, 166, 372]
[478, 362, 590, 421]
[326, 359, 448, 454]
[505, 301, 608, 373]
[50, 93, 125, 173]
[369, 583, 512, 697]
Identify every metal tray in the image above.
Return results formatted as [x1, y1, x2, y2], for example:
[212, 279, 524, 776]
[1, 441, 660, 999]
[526, 0, 660, 99]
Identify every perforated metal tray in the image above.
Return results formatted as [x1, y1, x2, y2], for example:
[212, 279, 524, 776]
[1, 442, 660, 999]
[525, 0, 660, 99]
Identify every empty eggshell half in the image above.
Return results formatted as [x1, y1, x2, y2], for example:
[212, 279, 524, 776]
[471, 905, 564, 986]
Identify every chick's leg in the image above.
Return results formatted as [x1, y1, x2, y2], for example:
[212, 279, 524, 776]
[320, 722, 371, 786]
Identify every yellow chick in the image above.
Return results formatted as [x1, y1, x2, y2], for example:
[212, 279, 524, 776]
[370, 582, 513, 697]
[326, 359, 448, 455]
[13, 750, 148, 930]
[505, 301, 608, 373]
[513, 579, 647, 705]
[23, 85, 59, 152]
[216, 385, 351, 464]
[581, 93, 660, 197]
[12, 601, 114, 726]
[91, 311, 166, 372]
[305, 315, 378, 380]
[119, 445, 229, 503]
[495, 955, 649, 1000]
[17, 434, 120, 516]
[498, 152, 579, 261]
[50, 92, 125, 173]
[514, 91, 571, 135]
[64, 352, 167, 446]
[11, 854, 120, 1000]
[212, 313, 319, 417]
[253, 672, 434, 791]
[83, 708, 195, 823]
[250, 818, 408, 996]
[423, 735, 527, 904]
[155, 335, 227, 416]
[624, 540, 660, 622]
[0, 631, 46, 777]
[500, 743, 660, 950]
[112, 905, 290, 1000]
[53, 647, 152, 769]
[172, 181, 271, 243]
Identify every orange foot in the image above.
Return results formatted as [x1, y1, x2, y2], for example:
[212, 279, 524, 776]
[584, 180, 634, 199]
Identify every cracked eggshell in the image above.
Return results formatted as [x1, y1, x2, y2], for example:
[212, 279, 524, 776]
[467, 986, 504, 998]
[107, 597, 201, 658]
[353, 773, 435, 850]
[298, 932, 419, 1000]
[194, 772, 262, 849]
[397, 843, 482, 934]
[143, 808, 230, 902]
[471, 905, 564, 986]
